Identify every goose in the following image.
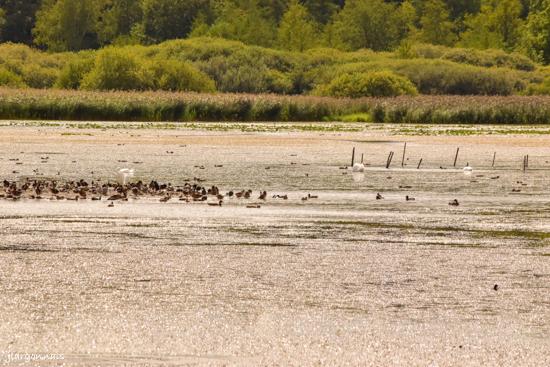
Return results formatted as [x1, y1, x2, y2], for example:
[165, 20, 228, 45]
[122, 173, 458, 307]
[116, 168, 135, 185]
[406, 195, 415, 201]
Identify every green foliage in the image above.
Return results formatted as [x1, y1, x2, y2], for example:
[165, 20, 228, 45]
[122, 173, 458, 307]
[203, 0, 276, 47]
[419, 0, 457, 46]
[526, 76, 550, 95]
[0, 67, 25, 87]
[96, 0, 142, 45]
[409, 43, 535, 71]
[33, 0, 97, 51]
[81, 48, 142, 90]
[140, 59, 216, 93]
[21, 64, 58, 89]
[393, 60, 518, 95]
[315, 71, 418, 98]
[140, 0, 208, 44]
[276, 1, 319, 52]
[521, 0, 550, 64]
[325, 0, 412, 51]
[55, 57, 94, 89]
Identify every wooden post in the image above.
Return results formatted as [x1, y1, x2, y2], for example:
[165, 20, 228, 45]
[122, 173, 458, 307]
[523, 155, 527, 172]
[417, 158, 423, 169]
[386, 151, 394, 169]
[361, 153, 364, 164]
[526, 154, 529, 169]
[351, 147, 355, 167]
[401, 143, 407, 167]
[492, 152, 496, 168]
[453, 147, 460, 167]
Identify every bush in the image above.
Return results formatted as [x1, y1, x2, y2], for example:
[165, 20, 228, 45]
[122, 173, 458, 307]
[315, 71, 418, 98]
[81, 48, 142, 91]
[394, 60, 519, 95]
[141, 60, 216, 92]
[55, 57, 95, 89]
[21, 65, 59, 89]
[0, 68, 26, 88]
[525, 77, 550, 95]
[442, 48, 535, 71]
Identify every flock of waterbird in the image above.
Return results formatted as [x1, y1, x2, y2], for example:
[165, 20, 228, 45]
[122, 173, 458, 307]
[0, 161, 470, 207]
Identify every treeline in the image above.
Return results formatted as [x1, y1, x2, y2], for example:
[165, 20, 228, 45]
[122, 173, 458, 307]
[1, 0, 550, 64]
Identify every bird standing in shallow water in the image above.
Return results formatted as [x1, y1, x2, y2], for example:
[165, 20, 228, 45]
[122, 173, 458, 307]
[406, 195, 415, 201]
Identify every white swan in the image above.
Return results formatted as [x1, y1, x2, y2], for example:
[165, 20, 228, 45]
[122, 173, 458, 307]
[116, 168, 135, 185]
[463, 163, 473, 174]
[352, 163, 365, 172]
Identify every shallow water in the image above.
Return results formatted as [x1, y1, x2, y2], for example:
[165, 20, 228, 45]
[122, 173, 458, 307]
[0, 123, 549, 366]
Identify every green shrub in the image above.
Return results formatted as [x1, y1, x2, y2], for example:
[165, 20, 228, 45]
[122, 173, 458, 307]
[394, 60, 518, 95]
[141, 60, 216, 92]
[442, 48, 535, 71]
[81, 48, 142, 91]
[21, 65, 59, 89]
[0, 67, 26, 88]
[55, 58, 95, 89]
[315, 71, 418, 98]
[525, 77, 550, 95]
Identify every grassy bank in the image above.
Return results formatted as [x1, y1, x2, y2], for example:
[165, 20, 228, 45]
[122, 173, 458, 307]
[2, 88, 550, 124]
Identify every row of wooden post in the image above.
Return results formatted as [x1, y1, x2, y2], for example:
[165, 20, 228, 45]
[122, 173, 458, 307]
[351, 145, 532, 171]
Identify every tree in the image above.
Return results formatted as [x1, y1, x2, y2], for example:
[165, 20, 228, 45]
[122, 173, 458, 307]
[0, 0, 41, 44]
[325, 0, 405, 51]
[303, 0, 340, 24]
[277, 1, 319, 51]
[206, 0, 276, 47]
[459, 0, 523, 51]
[33, 0, 97, 51]
[96, 0, 142, 45]
[419, 0, 457, 46]
[492, 0, 523, 50]
[459, 3, 503, 49]
[521, 0, 550, 63]
[0, 7, 5, 39]
[140, 0, 210, 44]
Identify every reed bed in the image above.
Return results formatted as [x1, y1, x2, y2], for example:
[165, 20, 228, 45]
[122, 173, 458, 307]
[1, 88, 550, 124]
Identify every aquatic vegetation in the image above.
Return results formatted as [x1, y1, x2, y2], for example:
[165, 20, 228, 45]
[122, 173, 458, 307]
[3, 88, 550, 124]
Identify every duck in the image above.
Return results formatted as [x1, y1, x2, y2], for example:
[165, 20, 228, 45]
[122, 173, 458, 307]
[448, 199, 459, 206]
[307, 193, 318, 199]
[376, 193, 383, 200]
[108, 202, 115, 207]
[208, 200, 223, 207]
[259, 191, 267, 200]
[406, 195, 415, 201]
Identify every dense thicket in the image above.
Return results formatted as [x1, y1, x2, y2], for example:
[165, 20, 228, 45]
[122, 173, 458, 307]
[0, 0, 549, 64]
[0, 38, 545, 97]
